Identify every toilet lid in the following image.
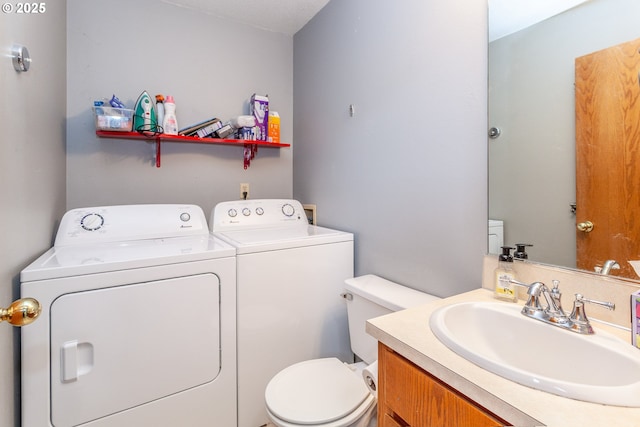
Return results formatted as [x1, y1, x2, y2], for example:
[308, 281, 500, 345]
[265, 358, 371, 425]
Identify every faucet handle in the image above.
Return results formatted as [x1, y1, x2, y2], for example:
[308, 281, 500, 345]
[507, 280, 548, 312]
[569, 293, 615, 334]
[575, 293, 615, 311]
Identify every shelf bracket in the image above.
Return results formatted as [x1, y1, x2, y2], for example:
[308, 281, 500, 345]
[155, 136, 161, 168]
[243, 143, 258, 169]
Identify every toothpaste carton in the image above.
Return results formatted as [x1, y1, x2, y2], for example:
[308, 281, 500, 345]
[250, 94, 269, 141]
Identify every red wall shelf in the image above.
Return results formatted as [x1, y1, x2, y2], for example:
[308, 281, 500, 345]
[95, 130, 290, 168]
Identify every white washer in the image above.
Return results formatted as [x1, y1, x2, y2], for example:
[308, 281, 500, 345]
[20, 204, 237, 427]
[211, 199, 354, 427]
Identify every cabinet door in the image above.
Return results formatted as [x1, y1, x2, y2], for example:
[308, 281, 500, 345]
[378, 344, 510, 427]
[381, 413, 406, 427]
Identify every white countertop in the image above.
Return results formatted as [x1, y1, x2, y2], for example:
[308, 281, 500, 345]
[366, 288, 640, 427]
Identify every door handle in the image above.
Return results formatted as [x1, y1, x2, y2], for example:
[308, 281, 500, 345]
[0, 298, 41, 326]
[577, 221, 594, 233]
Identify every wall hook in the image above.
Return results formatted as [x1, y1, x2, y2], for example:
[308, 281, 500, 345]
[488, 127, 501, 139]
[12, 45, 31, 72]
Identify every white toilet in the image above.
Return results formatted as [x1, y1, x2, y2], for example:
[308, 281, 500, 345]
[264, 274, 440, 427]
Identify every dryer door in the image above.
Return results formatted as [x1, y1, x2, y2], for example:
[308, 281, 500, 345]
[50, 273, 220, 427]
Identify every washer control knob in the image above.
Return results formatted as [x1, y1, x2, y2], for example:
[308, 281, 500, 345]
[242, 208, 251, 216]
[228, 209, 237, 218]
[80, 213, 104, 231]
[256, 207, 264, 215]
[282, 203, 295, 217]
[180, 212, 191, 222]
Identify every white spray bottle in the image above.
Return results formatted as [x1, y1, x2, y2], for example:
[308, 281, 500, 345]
[162, 95, 178, 135]
[155, 94, 165, 132]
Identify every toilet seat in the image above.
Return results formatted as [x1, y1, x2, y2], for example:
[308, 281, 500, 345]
[266, 399, 376, 427]
[265, 358, 375, 426]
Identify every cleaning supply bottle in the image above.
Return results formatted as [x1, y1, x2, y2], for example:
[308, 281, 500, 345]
[162, 95, 178, 135]
[268, 111, 280, 143]
[494, 246, 517, 302]
[155, 94, 165, 132]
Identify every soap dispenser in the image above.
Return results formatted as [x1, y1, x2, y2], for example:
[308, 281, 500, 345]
[514, 243, 533, 260]
[494, 246, 517, 302]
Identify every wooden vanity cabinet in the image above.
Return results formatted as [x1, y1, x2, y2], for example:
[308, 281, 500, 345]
[378, 343, 511, 427]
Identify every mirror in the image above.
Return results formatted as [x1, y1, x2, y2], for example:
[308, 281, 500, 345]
[488, 0, 640, 277]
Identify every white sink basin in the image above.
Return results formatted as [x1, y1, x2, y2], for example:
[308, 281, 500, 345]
[429, 301, 640, 407]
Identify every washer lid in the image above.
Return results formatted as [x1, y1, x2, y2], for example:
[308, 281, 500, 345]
[214, 224, 352, 254]
[265, 358, 370, 425]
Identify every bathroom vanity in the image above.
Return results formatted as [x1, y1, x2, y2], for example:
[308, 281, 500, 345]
[378, 343, 508, 426]
[367, 288, 640, 427]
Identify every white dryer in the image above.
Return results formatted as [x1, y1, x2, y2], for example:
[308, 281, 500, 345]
[20, 204, 237, 427]
[211, 199, 354, 427]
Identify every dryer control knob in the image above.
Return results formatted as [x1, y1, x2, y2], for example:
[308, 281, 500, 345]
[81, 213, 104, 231]
[282, 203, 295, 217]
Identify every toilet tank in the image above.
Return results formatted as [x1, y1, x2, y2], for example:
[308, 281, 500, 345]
[344, 275, 440, 364]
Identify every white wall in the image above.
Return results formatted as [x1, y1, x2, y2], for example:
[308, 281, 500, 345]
[0, 3, 67, 426]
[489, 0, 640, 268]
[66, 0, 294, 213]
[293, 0, 488, 297]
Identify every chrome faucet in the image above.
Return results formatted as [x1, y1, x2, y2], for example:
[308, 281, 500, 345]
[509, 279, 615, 334]
[600, 260, 620, 275]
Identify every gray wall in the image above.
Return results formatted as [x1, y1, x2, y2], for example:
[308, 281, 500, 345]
[0, 3, 67, 426]
[489, 0, 640, 268]
[1, 1, 489, 425]
[293, 0, 488, 297]
[66, 0, 294, 212]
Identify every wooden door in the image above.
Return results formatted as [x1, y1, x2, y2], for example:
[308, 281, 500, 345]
[575, 37, 640, 279]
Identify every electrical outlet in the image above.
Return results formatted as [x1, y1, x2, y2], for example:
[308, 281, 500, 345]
[240, 183, 250, 200]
